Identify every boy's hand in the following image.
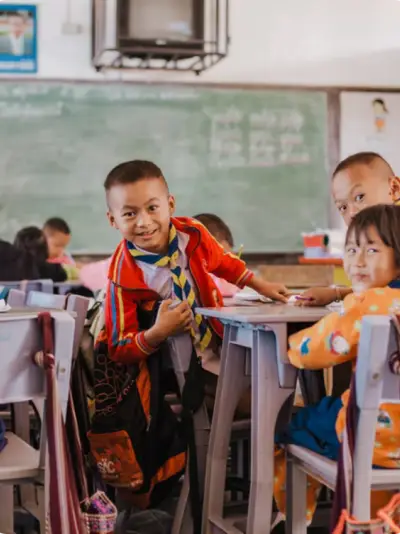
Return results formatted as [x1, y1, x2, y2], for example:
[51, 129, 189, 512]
[145, 299, 193, 346]
[247, 275, 289, 303]
[294, 287, 337, 307]
[259, 281, 290, 303]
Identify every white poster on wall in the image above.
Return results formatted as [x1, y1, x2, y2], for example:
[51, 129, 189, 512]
[340, 92, 400, 174]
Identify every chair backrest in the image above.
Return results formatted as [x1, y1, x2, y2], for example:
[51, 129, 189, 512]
[0, 279, 53, 294]
[351, 315, 399, 515]
[355, 315, 398, 411]
[0, 310, 75, 416]
[7, 288, 26, 307]
[26, 291, 66, 309]
[25, 291, 90, 361]
[66, 294, 90, 359]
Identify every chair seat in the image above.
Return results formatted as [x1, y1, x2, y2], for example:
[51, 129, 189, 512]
[0, 432, 40, 482]
[287, 445, 400, 491]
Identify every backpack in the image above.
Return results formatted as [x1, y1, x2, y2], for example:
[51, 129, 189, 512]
[87, 301, 205, 518]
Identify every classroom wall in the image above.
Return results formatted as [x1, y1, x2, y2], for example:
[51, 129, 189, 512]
[17, 0, 400, 86]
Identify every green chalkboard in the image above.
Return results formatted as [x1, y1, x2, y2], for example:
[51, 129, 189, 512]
[0, 81, 329, 252]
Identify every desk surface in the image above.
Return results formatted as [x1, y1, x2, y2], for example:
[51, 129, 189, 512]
[197, 303, 328, 323]
[0, 308, 41, 318]
[0, 308, 74, 320]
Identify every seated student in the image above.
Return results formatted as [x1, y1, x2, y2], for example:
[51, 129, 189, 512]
[0, 238, 35, 281]
[193, 213, 239, 297]
[43, 217, 75, 264]
[101, 160, 289, 370]
[299, 151, 400, 307]
[274, 204, 400, 524]
[14, 226, 79, 282]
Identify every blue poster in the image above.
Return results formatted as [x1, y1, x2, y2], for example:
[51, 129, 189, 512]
[0, 4, 37, 73]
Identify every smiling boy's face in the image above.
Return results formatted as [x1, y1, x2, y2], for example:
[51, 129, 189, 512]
[106, 177, 175, 254]
[332, 162, 399, 226]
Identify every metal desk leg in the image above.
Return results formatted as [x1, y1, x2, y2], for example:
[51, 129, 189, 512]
[202, 325, 251, 534]
[0, 485, 14, 533]
[247, 329, 293, 534]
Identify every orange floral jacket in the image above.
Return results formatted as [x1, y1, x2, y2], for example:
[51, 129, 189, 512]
[288, 286, 400, 468]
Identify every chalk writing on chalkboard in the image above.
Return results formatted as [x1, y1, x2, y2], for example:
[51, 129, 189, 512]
[209, 107, 310, 168]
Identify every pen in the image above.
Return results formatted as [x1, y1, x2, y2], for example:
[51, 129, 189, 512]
[295, 296, 314, 301]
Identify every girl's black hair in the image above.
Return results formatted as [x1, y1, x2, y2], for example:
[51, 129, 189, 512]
[346, 204, 400, 268]
[14, 226, 49, 264]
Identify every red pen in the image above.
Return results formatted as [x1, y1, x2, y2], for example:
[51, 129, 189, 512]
[295, 296, 314, 301]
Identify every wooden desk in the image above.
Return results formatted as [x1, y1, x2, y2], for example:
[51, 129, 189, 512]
[197, 304, 328, 534]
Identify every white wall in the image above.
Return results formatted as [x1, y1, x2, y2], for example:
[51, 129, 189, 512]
[6, 0, 400, 86]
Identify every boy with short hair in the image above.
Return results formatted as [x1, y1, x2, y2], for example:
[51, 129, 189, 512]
[103, 160, 289, 364]
[193, 213, 234, 253]
[299, 151, 400, 306]
[193, 213, 239, 297]
[43, 216, 74, 264]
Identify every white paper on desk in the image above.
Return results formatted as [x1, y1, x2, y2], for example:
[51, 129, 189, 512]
[0, 299, 11, 313]
[287, 295, 301, 305]
[233, 288, 271, 304]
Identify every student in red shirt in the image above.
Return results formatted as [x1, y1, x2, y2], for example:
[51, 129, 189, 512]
[102, 160, 289, 366]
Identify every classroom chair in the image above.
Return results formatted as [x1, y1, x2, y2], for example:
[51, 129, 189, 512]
[6, 288, 26, 307]
[0, 310, 75, 534]
[13, 291, 90, 531]
[25, 290, 90, 359]
[0, 279, 53, 294]
[285, 315, 400, 533]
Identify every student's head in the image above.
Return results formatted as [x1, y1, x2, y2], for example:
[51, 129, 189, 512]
[43, 217, 71, 259]
[8, 12, 26, 38]
[104, 160, 175, 254]
[193, 213, 234, 252]
[344, 204, 400, 294]
[332, 152, 400, 226]
[14, 226, 49, 263]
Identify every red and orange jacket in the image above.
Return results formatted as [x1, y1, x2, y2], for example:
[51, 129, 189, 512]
[102, 217, 253, 364]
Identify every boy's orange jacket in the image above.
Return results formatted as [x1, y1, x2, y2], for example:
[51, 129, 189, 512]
[102, 217, 253, 364]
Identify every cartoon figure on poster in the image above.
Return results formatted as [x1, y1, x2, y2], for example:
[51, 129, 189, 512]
[372, 98, 388, 134]
[0, 5, 37, 73]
